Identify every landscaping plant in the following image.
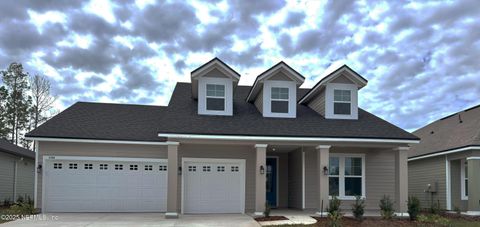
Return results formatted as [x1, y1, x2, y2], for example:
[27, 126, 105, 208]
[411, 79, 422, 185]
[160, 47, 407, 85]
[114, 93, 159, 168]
[407, 196, 420, 221]
[430, 199, 441, 214]
[417, 214, 450, 226]
[351, 196, 365, 220]
[379, 195, 395, 219]
[263, 202, 271, 218]
[327, 196, 342, 227]
[327, 196, 341, 214]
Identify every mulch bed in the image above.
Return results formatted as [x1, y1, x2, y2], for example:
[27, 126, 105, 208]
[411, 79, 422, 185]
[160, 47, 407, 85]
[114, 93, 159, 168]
[255, 216, 289, 222]
[442, 212, 480, 221]
[312, 217, 413, 227]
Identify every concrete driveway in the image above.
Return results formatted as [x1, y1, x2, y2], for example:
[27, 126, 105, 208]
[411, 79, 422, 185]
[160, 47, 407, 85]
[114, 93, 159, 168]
[1, 213, 260, 227]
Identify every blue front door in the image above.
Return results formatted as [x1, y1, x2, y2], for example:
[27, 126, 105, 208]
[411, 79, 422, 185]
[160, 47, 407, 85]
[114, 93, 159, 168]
[266, 157, 277, 207]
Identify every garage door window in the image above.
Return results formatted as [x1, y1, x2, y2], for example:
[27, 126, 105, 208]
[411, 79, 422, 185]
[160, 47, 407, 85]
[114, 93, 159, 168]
[114, 164, 123, 170]
[217, 166, 225, 172]
[54, 163, 62, 169]
[130, 164, 138, 170]
[69, 163, 78, 169]
[203, 166, 211, 172]
[145, 165, 153, 171]
[188, 166, 196, 172]
[159, 165, 167, 171]
[100, 164, 108, 170]
[231, 166, 239, 172]
[84, 164, 93, 169]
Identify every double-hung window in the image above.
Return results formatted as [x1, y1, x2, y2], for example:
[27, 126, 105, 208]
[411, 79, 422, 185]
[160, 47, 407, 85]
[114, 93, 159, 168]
[206, 84, 225, 111]
[461, 160, 468, 200]
[333, 89, 351, 115]
[329, 154, 365, 199]
[271, 87, 289, 113]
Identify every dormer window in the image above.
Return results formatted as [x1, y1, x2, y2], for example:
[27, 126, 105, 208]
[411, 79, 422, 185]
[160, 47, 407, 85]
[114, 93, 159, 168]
[206, 84, 225, 111]
[271, 87, 289, 113]
[333, 89, 351, 115]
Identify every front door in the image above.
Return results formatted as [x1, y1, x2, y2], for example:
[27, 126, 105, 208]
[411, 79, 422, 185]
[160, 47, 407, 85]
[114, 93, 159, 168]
[266, 157, 277, 207]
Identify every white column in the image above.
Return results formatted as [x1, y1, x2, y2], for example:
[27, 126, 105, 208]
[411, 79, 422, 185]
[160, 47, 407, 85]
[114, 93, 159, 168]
[166, 141, 179, 218]
[395, 147, 409, 215]
[316, 145, 330, 215]
[254, 144, 267, 216]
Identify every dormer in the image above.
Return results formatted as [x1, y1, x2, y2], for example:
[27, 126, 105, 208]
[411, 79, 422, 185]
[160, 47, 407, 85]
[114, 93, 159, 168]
[246, 62, 305, 118]
[191, 58, 240, 116]
[299, 65, 367, 120]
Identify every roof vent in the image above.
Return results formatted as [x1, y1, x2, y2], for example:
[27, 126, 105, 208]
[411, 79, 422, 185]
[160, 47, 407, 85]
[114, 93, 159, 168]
[458, 114, 463, 123]
[430, 131, 434, 134]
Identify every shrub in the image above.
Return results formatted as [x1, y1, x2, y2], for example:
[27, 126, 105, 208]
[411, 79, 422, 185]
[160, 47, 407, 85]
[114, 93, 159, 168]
[407, 196, 420, 221]
[453, 206, 461, 215]
[351, 196, 365, 220]
[379, 195, 395, 219]
[2, 198, 11, 207]
[417, 214, 450, 226]
[4, 202, 37, 215]
[430, 200, 441, 214]
[328, 210, 343, 227]
[264, 202, 271, 218]
[16, 195, 24, 204]
[327, 196, 341, 214]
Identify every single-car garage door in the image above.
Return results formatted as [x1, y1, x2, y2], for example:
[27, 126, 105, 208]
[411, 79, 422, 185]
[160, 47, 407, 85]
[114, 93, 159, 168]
[43, 156, 167, 212]
[182, 158, 245, 214]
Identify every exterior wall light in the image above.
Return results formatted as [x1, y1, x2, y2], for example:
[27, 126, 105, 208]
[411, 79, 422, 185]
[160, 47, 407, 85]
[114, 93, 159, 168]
[323, 166, 329, 176]
[260, 165, 265, 175]
[178, 166, 182, 175]
[37, 164, 42, 173]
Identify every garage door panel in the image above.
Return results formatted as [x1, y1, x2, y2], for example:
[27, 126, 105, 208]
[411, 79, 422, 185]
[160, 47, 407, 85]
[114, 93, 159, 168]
[183, 159, 245, 214]
[44, 158, 167, 212]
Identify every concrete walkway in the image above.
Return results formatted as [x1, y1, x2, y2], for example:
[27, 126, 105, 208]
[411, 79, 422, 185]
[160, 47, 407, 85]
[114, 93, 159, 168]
[1, 213, 260, 227]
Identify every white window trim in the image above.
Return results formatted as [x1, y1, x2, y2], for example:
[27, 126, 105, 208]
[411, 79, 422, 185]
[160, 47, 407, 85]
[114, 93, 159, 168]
[325, 83, 358, 120]
[198, 77, 233, 116]
[329, 153, 366, 200]
[263, 80, 296, 118]
[461, 159, 468, 200]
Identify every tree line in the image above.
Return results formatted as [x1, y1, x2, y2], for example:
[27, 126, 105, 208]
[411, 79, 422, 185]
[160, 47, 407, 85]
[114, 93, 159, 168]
[0, 62, 56, 150]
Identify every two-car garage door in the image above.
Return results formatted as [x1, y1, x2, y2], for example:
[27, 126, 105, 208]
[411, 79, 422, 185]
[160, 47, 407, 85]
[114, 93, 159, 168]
[44, 157, 168, 212]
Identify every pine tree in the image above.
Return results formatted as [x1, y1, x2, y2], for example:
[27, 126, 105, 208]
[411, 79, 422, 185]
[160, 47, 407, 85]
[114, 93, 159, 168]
[0, 86, 8, 139]
[1, 63, 32, 145]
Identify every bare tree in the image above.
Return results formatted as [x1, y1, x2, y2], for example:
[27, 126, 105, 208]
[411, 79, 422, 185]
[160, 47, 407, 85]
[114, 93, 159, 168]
[27, 74, 56, 150]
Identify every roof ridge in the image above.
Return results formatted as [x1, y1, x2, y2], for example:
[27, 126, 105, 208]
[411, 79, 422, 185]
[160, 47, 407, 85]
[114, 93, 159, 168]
[77, 101, 167, 108]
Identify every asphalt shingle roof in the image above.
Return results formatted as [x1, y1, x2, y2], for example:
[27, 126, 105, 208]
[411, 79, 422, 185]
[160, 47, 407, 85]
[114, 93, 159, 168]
[0, 139, 35, 159]
[408, 104, 480, 158]
[27, 83, 417, 142]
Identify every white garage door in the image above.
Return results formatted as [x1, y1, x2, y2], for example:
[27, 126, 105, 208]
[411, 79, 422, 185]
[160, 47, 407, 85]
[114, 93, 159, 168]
[43, 156, 167, 212]
[182, 158, 245, 214]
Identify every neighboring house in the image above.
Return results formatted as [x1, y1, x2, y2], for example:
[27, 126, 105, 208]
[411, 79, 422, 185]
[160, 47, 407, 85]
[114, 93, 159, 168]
[408, 104, 480, 215]
[26, 58, 418, 218]
[0, 139, 35, 204]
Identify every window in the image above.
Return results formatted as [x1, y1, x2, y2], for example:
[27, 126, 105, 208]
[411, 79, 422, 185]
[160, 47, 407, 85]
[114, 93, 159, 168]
[333, 89, 351, 115]
[329, 154, 365, 199]
[461, 160, 468, 200]
[203, 166, 211, 172]
[69, 163, 78, 169]
[129, 164, 138, 170]
[159, 165, 167, 171]
[53, 163, 62, 169]
[217, 166, 225, 172]
[231, 166, 239, 172]
[271, 87, 289, 113]
[84, 164, 93, 169]
[99, 164, 108, 170]
[115, 164, 123, 170]
[188, 166, 196, 172]
[145, 165, 153, 171]
[206, 84, 225, 111]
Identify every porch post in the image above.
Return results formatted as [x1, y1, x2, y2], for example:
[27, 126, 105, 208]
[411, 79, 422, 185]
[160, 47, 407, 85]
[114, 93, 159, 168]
[166, 141, 179, 218]
[316, 145, 330, 215]
[254, 144, 267, 216]
[395, 147, 409, 215]
[467, 157, 480, 215]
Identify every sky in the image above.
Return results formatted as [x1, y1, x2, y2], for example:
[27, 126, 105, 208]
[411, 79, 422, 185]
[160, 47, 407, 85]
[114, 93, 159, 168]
[0, 0, 479, 132]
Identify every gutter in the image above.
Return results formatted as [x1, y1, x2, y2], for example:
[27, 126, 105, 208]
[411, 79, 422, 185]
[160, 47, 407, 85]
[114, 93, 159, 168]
[408, 146, 480, 161]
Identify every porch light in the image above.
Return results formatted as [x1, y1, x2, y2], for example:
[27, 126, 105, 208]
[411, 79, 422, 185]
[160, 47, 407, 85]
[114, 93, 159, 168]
[178, 166, 182, 175]
[323, 166, 329, 175]
[260, 165, 265, 175]
[37, 164, 42, 173]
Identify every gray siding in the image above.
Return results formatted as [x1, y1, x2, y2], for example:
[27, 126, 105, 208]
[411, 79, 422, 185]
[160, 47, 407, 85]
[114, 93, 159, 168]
[304, 147, 397, 211]
[408, 155, 446, 210]
[204, 68, 229, 78]
[36, 141, 169, 209]
[450, 159, 467, 211]
[307, 90, 326, 116]
[331, 74, 354, 84]
[0, 152, 34, 204]
[288, 149, 302, 209]
[254, 89, 263, 114]
[269, 72, 291, 81]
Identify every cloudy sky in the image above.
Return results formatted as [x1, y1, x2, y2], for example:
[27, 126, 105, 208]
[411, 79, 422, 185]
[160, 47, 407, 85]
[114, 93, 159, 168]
[0, 0, 479, 131]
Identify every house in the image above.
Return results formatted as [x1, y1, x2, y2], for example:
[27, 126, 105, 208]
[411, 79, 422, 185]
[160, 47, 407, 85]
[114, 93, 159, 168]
[408, 104, 480, 215]
[0, 139, 35, 204]
[26, 58, 418, 218]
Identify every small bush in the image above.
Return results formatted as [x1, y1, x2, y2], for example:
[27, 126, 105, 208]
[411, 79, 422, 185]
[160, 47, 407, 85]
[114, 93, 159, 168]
[417, 214, 450, 226]
[264, 202, 271, 218]
[328, 210, 343, 227]
[453, 206, 461, 215]
[2, 198, 12, 207]
[4, 202, 37, 215]
[327, 196, 341, 214]
[379, 195, 395, 220]
[351, 196, 365, 220]
[16, 195, 24, 204]
[430, 200, 441, 214]
[407, 196, 420, 221]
